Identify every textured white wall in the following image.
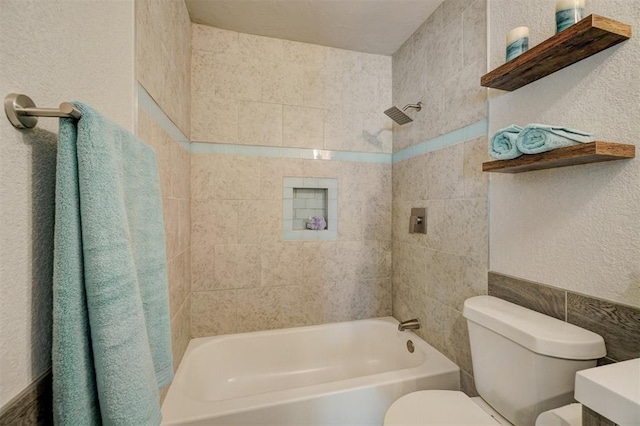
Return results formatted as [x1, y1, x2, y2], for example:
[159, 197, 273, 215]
[488, 0, 640, 307]
[0, 0, 135, 408]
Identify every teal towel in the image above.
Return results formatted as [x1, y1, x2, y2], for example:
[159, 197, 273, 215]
[516, 123, 594, 154]
[52, 102, 173, 425]
[489, 124, 524, 160]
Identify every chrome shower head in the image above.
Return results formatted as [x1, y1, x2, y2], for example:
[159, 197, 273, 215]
[384, 102, 423, 125]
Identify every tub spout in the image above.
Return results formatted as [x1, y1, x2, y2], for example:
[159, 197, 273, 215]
[398, 319, 420, 331]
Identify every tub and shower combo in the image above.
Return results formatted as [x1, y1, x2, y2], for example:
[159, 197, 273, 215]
[161, 318, 459, 425]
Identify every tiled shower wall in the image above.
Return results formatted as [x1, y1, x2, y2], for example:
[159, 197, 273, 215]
[135, 0, 192, 375]
[391, 0, 489, 394]
[190, 24, 392, 153]
[190, 25, 393, 336]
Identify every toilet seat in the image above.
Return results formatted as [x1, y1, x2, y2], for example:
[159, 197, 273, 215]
[383, 390, 501, 425]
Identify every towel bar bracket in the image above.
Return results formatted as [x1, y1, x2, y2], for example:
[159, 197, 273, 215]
[4, 93, 82, 129]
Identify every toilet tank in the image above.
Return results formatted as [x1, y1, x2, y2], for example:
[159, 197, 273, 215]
[463, 296, 605, 426]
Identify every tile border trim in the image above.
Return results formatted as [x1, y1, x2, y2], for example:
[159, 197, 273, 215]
[0, 369, 52, 425]
[190, 142, 393, 163]
[137, 83, 190, 151]
[392, 119, 488, 163]
[137, 84, 487, 164]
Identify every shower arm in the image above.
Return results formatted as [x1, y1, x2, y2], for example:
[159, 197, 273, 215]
[402, 102, 423, 112]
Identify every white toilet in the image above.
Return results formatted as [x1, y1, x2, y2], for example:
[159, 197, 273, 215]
[384, 296, 606, 426]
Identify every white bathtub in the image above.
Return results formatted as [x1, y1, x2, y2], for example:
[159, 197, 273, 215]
[161, 317, 459, 425]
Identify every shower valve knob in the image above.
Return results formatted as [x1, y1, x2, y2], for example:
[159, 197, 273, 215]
[409, 208, 426, 234]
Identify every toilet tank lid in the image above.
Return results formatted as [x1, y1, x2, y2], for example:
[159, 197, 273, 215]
[463, 296, 606, 360]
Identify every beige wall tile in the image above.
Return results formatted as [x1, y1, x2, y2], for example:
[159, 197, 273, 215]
[239, 33, 284, 61]
[260, 158, 304, 200]
[170, 295, 191, 370]
[137, 1, 193, 377]
[261, 62, 304, 105]
[463, 136, 490, 198]
[191, 154, 217, 201]
[462, 0, 487, 67]
[355, 278, 392, 318]
[427, 144, 465, 200]
[238, 102, 283, 146]
[237, 200, 283, 244]
[362, 112, 393, 153]
[237, 287, 282, 332]
[137, 0, 190, 137]
[237, 200, 262, 245]
[323, 110, 361, 152]
[178, 198, 191, 253]
[282, 105, 325, 149]
[302, 159, 343, 179]
[191, 50, 216, 99]
[183, 246, 192, 296]
[163, 197, 180, 260]
[443, 60, 487, 134]
[191, 290, 237, 337]
[320, 280, 359, 323]
[338, 200, 362, 241]
[187, 25, 397, 342]
[261, 243, 304, 287]
[191, 242, 215, 292]
[258, 200, 283, 244]
[442, 307, 473, 374]
[392, 157, 428, 201]
[213, 156, 261, 200]
[171, 143, 191, 199]
[191, 17, 391, 154]
[380, 241, 392, 279]
[319, 277, 390, 323]
[191, 199, 238, 246]
[191, 97, 238, 143]
[362, 197, 392, 242]
[302, 67, 331, 108]
[214, 244, 261, 289]
[283, 40, 326, 68]
[302, 241, 339, 283]
[168, 252, 188, 318]
[440, 198, 488, 258]
[281, 284, 323, 328]
[192, 23, 238, 54]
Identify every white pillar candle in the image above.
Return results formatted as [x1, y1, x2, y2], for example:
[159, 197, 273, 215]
[506, 27, 530, 46]
[556, 0, 586, 33]
[556, 0, 586, 12]
[506, 27, 530, 62]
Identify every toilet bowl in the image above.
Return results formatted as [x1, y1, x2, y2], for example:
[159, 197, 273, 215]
[384, 391, 582, 425]
[383, 296, 605, 426]
[384, 390, 509, 425]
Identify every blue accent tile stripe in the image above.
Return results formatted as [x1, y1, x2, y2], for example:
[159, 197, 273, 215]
[137, 85, 487, 165]
[392, 119, 488, 163]
[190, 142, 393, 164]
[137, 83, 190, 151]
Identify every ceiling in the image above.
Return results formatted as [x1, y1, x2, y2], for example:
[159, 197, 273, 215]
[185, 0, 444, 55]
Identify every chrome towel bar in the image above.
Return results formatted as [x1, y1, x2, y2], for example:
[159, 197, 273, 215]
[4, 93, 82, 129]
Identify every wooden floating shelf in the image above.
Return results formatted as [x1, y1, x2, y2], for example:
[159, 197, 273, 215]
[482, 15, 632, 91]
[483, 142, 635, 173]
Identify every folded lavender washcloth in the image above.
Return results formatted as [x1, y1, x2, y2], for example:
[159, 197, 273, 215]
[306, 216, 327, 230]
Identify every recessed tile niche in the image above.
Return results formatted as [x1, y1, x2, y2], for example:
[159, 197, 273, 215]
[283, 177, 337, 240]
